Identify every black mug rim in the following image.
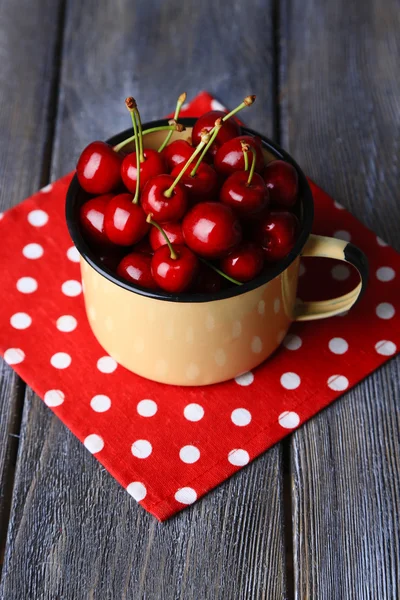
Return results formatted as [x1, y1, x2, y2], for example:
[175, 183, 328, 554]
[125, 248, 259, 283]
[65, 118, 314, 303]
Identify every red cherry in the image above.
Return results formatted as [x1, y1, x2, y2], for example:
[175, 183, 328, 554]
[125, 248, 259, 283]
[170, 162, 218, 203]
[103, 193, 149, 246]
[256, 211, 299, 262]
[97, 248, 126, 271]
[121, 149, 166, 192]
[262, 160, 298, 208]
[117, 253, 158, 289]
[76, 141, 122, 194]
[214, 136, 264, 177]
[149, 221, 184, 251]
[182, 202, 242, 259]
[162, 139, 195, 171]
[192, 111, 240, 158]
[133, 236, 154, 255]
[220, 243, 264, 282]
[220, 171, 269, 217]
[191, 263, 223, 293]
[80, 194, 114, 245]
[151, 244, 198, 293]
[141, 174, 188, 223]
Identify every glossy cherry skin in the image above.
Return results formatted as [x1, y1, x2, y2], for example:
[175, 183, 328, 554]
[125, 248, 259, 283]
[141, 174, 188, 223]
[77, 141, 122, 194]
[220, 243, 264, 282]
[121, 149, 166, 192]
[151, 244, 198, 293]
[256, 211, 299, 262]
[149, 221, 184, 251]
[80, 194, 114, 245]
[262, 160, 298, 208]
[162, 139, 195, 171]
[117, 252, 158, 289]
[182, 202, 242, 259]
[214, 136, 264, 177]
[191, 263, 223, 294]
[104, 193, 149, 246]
[170, 162, 218, 203]
[192, 111, 240, 158]
[220, 171, 269, 217]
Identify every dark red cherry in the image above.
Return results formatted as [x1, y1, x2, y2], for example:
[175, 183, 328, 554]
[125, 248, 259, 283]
[151, 244, 198, 293]
[80, 194, 114, 245]
[170, 162, 218, 203]
[117, 253, 158, 289]
[262, 160, 298, 208]
[214, 136, 264, 177]
[182, 202, 242, 259]
[104, 193, 149, 246]
[256, 211, 299, 262]
[76, 141, 122, 194]
[149, 221, 184, 251]
[220, 171, 269, 217]
[220, 243, 264, 282]
[162, 139, 195, 171]
[192, 111, 240, 158]
[97, 247, 126, 271]
[191, 263, 223, 294]
[141, 174, 188, 223]
[134, 236, 154, 255]
[121, 149, 166, 192]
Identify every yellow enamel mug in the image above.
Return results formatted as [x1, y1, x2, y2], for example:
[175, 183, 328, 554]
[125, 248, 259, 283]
[66, 119, 368, 386]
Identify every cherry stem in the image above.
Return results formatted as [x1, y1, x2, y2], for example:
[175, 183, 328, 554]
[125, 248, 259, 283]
[241, 141, 249, 171]
[146, 215, 177, 260]
[114, 125, 185, 153]
[157, 92, 187, 153]
[190, 119, 222, 177]
[131, 113, 141, 204]
[221, 94, 256, 123]
[164, 134, 210, 198]
[199, 258, 243, 286]
[246, 146, 257, 185]
[133, 107, 145, 163]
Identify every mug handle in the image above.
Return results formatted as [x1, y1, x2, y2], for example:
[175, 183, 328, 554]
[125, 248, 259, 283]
[294, 234, 369, 321]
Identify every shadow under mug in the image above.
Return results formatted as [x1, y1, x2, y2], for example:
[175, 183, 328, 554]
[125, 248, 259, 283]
[66, 119, 369, 386]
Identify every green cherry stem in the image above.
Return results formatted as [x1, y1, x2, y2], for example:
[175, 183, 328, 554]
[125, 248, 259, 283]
[158, 92, 187, 153]
[241, 141, 249, 171]
[133, 107, 145, 163]
[146, 214, 177, 260]
[246, 146, 257, 185]
[190, 119, 222, 177]
[114, 124, 185, 153]
[199, 258, 243, 286]
[125, 98, 141, 204]
[221, 94, 256, 123]
[164, 132, 210, 198]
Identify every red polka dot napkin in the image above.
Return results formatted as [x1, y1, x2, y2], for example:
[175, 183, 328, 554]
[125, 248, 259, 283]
[0, 92, 399, 521]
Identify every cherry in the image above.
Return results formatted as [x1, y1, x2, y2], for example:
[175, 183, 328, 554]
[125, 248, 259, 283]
[162, 139, 195, 171]
[192, 110, 240, 158]
[141, 174, 188, 223]
[191, 263, 223, 293]
[262, 160, 298, 208]
[149, 221, 184, 251]
[151, 244, 198, 293]
[220, 144, 269, 217]
[182, 202, 242, 258]
[214, 135, 264, 177]
[170, 162, 218, 203]
[117, 252, 158, 290]
[98, 248, 126, 271]
[256, 211, 299, 262]
[80, 194, 114, 245]
[121, 149, 166, 192]
[220, 243, 264, 282]
[76, 141, 122, 194]
[134, 236, 154, 255]
[104, 193, 149, 246]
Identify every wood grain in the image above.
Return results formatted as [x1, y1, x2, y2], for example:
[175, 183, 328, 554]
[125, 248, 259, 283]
[0, 0, 64, 571]
[280, 0, 400, 597]
[1, 1, 288, 598]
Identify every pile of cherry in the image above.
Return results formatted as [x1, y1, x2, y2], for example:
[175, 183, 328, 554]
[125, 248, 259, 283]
[76, 94, 300, 294]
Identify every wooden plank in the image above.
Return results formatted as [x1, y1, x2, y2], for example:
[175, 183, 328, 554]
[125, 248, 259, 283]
[0, 0, 64, 572]
[281, 0, 400, 596]
[1, 1, 288, 598]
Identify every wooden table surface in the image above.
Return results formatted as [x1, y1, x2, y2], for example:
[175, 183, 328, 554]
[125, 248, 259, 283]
[0, 0, 399, 598]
